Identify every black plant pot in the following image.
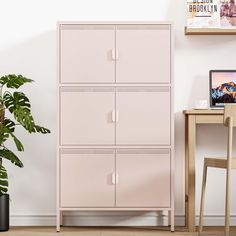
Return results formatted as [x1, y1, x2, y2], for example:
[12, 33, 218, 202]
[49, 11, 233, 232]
[0, 194, 9, 231]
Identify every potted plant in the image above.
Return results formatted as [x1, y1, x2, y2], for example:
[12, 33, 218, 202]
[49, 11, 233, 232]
[0, 74, 50, 231]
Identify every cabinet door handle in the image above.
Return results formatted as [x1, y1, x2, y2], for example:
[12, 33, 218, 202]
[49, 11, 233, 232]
[112, 110, 116, 123]
[115, 173, 119, 184]
[111, 172, 116, 185]
[112, 48, 116, 61]
[111, 48, 119, 61]
[116, 110, 119, 122]
[111, 172, 119, 185]
[116, 48, 119, 60]
[112, 110, 119, 123]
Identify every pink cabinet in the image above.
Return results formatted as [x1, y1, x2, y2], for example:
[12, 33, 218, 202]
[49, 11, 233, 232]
[116, 25, 171, 83]
[57, 22, 174, 232]
[60, 87, 115, 145]
[116, 149, 171, 207]
[60, 24, 115, 83]
[60, 149, 115, 207]
[116, 87, 170, 145]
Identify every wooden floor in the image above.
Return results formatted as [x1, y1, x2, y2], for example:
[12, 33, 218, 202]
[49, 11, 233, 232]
[1, 227, 236, 236]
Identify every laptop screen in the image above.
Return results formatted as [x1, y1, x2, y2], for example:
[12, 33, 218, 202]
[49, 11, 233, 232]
[210, 70, 236, 108]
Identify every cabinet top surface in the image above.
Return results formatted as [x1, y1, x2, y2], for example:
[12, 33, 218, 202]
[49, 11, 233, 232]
[57, 21, 173, 25]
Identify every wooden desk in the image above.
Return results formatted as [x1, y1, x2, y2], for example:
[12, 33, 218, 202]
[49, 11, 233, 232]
[184, 109, 224, 232]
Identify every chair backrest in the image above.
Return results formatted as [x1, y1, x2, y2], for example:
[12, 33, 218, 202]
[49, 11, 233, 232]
[224, 104, 236, 163]
[224, 104, 236, 127]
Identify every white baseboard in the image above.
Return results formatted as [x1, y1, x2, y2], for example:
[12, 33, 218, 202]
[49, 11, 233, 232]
[9, 213, 236, 227]
[11, 214, 55, 226]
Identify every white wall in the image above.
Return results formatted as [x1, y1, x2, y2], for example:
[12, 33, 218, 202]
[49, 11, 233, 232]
[1, 0, 236, 226]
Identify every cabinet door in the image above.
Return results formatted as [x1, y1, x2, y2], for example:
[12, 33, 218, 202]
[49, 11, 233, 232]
[60, 24, 115, 83]
[116, 149, 171, 207]
[60, 149, 115, 207]
[116, 24, 171, 83]
[116, 87, 170, 145]
[60, 87, 115, 145]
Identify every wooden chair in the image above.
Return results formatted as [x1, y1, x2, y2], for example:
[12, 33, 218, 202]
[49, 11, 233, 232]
[199, 104, 236, 236]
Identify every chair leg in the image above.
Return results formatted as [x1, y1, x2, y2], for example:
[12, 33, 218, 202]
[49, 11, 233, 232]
[199, 162, 207, 235]
[225, 166, 231, 236]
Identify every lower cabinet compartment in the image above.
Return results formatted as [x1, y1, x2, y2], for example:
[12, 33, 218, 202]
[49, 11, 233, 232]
[60, 148, 171, 208]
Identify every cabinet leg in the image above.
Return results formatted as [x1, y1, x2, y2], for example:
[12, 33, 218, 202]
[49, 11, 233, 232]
[170, 210, 174, 232]
[168, 210, 171, 226]
[56, 210, 60, 232]
[60, 211, 63, 226]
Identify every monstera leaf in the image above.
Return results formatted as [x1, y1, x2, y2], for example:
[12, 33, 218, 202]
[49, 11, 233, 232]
[3, 92, 50, 134]
[0, 119, 24, 151]
[31, 125, 50, 134]
[12, 106, 35, 133]
[0, 119, 15, 144]
[3, 92, 34, 132]
[3, 91, 31, 113]
[0, 165, 8, 195]
[0, 123, 10, 145]
[0, 74, 33, 89]
[0, 147, 23, 168]
[3, 119, 15, 132]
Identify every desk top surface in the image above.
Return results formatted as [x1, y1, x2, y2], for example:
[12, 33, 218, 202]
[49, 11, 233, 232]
[183, 109, 224, 115]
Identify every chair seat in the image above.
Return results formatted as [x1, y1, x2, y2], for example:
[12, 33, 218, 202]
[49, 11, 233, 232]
[204, 157, 236, 169]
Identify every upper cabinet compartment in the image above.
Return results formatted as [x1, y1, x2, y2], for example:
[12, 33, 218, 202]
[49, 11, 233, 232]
[116, 24, 171, 84]
[60, 24, 115, 83]
[60, 24, 171, 84]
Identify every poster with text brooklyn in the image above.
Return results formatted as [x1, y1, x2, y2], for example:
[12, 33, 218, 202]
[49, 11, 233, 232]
[187, 0, 220, 28]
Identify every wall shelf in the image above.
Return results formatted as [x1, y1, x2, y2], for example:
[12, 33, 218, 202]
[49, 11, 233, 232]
[185, 26, 236, 35]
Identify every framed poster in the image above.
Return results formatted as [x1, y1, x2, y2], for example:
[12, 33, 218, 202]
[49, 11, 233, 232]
[187, 0, 220, 28]
[187, 0, 236, 28]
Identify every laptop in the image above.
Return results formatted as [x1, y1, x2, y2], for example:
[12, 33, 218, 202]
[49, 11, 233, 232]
[210, 70, 236, 109]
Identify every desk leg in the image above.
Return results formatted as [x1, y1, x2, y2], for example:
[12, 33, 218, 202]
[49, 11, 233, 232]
[185, 115, 196, 232]
[185, 115, 189, 229]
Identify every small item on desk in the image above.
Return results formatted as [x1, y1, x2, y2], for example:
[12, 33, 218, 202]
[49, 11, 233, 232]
[194, 100, 208, 110]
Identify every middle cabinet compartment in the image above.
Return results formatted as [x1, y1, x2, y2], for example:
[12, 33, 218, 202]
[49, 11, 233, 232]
[60, 86, 170, 146]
